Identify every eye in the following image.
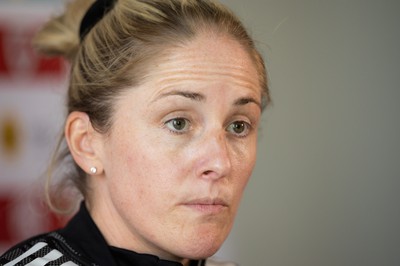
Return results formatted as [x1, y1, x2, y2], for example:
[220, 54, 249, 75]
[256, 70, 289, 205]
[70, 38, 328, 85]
[227, 121, 251, 137]
[165, 118, 190, 133]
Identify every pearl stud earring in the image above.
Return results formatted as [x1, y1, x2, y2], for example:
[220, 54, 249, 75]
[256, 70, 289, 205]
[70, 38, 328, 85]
[90, 167, 97, 174]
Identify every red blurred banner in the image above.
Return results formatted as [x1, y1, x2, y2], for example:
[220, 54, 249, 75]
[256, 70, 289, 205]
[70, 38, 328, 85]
[0, 1, 69, 253]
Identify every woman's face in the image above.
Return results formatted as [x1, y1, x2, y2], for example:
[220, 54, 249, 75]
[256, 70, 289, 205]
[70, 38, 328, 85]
[92, 33, 262, 262]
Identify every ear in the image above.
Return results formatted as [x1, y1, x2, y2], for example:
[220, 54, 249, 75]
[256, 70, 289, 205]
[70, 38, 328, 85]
[65, 111, 103, 175]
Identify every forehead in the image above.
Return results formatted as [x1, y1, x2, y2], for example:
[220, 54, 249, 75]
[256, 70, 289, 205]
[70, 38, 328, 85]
[141, 32, 262, 95]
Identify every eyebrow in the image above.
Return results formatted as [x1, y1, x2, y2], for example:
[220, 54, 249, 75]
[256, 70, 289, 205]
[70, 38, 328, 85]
[153, 90, 206, 103]
[234, 97, 262, 110]
[153, 89, 261, 109]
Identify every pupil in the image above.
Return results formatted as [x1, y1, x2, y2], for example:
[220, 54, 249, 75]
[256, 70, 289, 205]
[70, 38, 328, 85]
[173, 119, 185, 130]
[234, 122, 244, 133]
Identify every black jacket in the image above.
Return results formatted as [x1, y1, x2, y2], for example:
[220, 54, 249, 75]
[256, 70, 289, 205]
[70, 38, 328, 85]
[0, 203, 236, 266]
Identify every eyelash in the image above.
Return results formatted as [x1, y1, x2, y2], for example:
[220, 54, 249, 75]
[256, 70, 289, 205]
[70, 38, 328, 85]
[164, 118, 253, 137]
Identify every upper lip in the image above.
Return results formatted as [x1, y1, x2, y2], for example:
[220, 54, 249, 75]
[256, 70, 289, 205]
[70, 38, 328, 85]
[183, 197, 228, 206]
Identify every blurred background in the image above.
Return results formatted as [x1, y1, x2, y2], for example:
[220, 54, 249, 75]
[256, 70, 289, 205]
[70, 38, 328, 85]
[1, 0, 400, 265]
[0, 0, 68, 254]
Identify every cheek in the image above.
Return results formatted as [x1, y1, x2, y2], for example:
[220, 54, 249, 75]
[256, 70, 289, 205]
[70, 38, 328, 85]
[231, 140, 257, 192]
[105, 135, 184, 201]
[103, 145, 163, 221]
[233, 137, 257, 170]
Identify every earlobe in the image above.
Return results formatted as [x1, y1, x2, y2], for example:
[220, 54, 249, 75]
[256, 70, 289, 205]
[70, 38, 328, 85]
[65, 111, 103, 175]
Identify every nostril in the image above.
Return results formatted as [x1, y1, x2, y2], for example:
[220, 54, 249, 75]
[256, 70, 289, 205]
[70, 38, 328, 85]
[203, 170, 212, 175]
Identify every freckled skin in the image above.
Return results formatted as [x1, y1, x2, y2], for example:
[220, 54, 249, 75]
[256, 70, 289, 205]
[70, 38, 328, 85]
[88, 32, 262, 264]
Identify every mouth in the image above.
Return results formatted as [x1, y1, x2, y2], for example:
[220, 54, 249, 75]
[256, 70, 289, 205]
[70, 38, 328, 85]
[182, 197, 229, 214]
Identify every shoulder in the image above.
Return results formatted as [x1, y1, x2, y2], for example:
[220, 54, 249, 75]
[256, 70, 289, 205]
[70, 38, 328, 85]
[0, 232, 88, 265]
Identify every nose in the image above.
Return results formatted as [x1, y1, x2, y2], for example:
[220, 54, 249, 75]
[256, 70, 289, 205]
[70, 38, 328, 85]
[195, 132, 232, 180]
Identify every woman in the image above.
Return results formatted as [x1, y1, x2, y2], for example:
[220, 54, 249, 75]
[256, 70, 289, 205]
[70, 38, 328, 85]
[1, 0, 270, 265]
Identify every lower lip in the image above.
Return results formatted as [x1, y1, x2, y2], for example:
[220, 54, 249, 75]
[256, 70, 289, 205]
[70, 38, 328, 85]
[184, 204, 227, 214]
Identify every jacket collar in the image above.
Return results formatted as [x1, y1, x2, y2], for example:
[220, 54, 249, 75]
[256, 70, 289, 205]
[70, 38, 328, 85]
[58, 201, 117, 266]
[58, 201, 203, 266]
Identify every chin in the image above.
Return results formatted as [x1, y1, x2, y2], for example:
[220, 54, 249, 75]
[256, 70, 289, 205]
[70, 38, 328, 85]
[181, 244, 221, 260]
[179, 230, 228, 260]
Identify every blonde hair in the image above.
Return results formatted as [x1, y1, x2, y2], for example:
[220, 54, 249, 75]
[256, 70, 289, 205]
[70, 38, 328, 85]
[33, 0, 270, 211]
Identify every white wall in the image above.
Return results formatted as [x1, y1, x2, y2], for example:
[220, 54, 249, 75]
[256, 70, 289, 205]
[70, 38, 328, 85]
[217, 0, 400, 265]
